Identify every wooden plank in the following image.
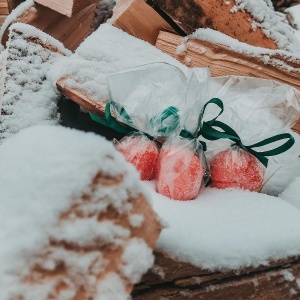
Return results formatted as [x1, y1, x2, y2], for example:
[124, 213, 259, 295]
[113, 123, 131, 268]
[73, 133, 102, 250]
[1, 3, 97, 51]
[155, 31, 300, 133]
[149, 0, 278, 49]
[133, 254, 300, 299]
[34, 0, 99, 17]
[0, 0, 9, 15]
[111, 0, 175, 45]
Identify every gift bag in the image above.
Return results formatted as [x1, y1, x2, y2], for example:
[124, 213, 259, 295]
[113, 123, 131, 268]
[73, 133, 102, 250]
[202, 76, 300, 191]
[115, 132, 159, 181]
[156, 136, 208, 200]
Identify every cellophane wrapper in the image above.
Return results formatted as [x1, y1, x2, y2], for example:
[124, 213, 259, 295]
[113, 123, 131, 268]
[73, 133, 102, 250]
[203, 76, 300, 188]
[107, 63, 210, 138]
[156, 136, 209, 200]
[115, 132, 159, 181]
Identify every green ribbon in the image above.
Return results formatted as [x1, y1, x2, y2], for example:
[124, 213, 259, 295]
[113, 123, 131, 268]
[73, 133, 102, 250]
[180, 98, 224, 151]
[90, 101, 180, 137]
[201, 120, 295, 167]
[90, 99, 295, 168]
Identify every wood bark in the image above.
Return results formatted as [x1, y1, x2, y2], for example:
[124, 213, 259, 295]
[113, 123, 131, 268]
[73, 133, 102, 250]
[150, 0, 278, 49]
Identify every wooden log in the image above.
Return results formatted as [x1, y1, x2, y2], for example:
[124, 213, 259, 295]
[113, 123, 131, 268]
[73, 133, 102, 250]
[0, 0, 9, 15]
[111, 0, 175, 45]
[133, 252, 300, 299]
[0, 23, 71, 142]
[155, 31, 300, 133]
[34, 0, 99, 17]
[7, 0, 23, 11]
[1, 2, 97, 51]
[149, 0, 278, 49]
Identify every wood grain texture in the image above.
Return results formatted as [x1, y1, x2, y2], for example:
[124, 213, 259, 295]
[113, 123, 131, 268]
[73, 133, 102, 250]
[34, 0, 99, 17]
[150, 0, 278, 49]
[111, 0, 174, 45]
[133, 251, 300, 300]
[155, 31, 300, 133]
[1, 3, 97, 51]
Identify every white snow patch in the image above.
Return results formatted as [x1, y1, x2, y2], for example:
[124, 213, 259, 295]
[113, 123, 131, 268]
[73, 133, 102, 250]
[282, 269, 295, 282]
[121, 238, 154, 284]
[129, 214, 144, 228]
[142, 181, 300, 271]
[0, 125, 144, 299]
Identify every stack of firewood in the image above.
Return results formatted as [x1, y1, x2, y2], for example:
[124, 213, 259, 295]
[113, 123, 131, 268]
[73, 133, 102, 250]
[110, 0, 300, 133]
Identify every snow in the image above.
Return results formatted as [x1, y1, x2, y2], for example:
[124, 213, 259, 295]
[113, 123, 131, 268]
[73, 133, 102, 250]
[0, 125, 149, 299]
[286, 4, 300, 30]
[0, 23, 71, 143]
[96, 274, 129, 300]
[233, 0, 300, 52]
[0, 0, 35, 44]
[191, 28, 300, 72]
[142, 181, 300, 271]
[57, 23, 187, 104]
[280, 175, 300, 210]
[121, 238, 154, 284]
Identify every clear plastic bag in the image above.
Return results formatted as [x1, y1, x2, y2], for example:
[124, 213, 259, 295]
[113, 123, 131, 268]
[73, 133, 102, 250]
[156, 136, 209, 200]
[107, 62, 210, 138]
[115, 132, 159, 181]
[202, 76, 300, 191]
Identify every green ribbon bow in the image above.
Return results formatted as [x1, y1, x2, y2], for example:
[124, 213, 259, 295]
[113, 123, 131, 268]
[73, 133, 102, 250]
[90, 101, 180, 137]
[201, 120, 295, 168]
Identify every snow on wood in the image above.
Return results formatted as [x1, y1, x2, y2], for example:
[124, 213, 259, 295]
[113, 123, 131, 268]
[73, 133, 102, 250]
[56, 24, 187, 111]
[0, 23, 71, 143]
[0, 125, 161, 299]
[134, 255, 300, 299]
[155, 31, 300, 133]
[34, 0, 100, 17]
[111, 0, 175, 45]
[148, 0, 300, 51]
[0, 0, 97, 51]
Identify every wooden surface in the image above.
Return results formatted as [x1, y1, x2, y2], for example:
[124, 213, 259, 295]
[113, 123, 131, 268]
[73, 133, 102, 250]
[1, 2, 97, 51]
[0, 0, 23, 26]
[34, 0, 99, 17]
[156, 31, 300, 133]
[111, 0, 174, 45]
[19, 172, 161, 299]
[134, 252, 300, 299]
[150, 0, 278, 49]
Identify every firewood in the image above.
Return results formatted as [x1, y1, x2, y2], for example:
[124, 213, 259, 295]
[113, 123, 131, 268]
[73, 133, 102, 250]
[155, 31, 300, 133]
[149, 0, 278, 49]
[1, 2, 97, 51]
[34, 0, 100, 17]
[0, 0, 9, 15]
[0, 23, 71, 142]
[111, 0, 174, 45]
[133, 252, 300, 300]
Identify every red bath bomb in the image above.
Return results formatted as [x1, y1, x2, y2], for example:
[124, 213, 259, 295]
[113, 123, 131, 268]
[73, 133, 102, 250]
[156, 147, 204, 200]
[209, 148, 265, 191]
[117, 135, 159, 181]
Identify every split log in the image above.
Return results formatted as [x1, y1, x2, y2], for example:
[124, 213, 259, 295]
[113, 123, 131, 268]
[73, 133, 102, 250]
[111, 0, 174, 45]
[148, 0, 278, 49]
[1, 2, 97, 51]
[0, 125, 162, 299]
[34, 0, 100, 17]
[0, 23, 71, 142]
[155, 31, 300, 133]
[134, 252, 300, 299]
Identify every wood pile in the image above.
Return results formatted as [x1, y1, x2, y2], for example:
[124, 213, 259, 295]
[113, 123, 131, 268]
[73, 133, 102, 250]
[133, 252, 300, 300]
[0, 0, 22, 25]
[0, 0, 107, 51]
[111, 0, 300, 133]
